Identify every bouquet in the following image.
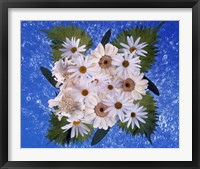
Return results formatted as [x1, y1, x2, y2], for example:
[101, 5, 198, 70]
[41, 22, 164, 146]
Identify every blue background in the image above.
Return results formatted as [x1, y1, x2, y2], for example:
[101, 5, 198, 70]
[21, 21, 179, 148]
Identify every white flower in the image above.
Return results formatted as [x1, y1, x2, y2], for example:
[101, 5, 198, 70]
[121, 73, 148, 100]
[91, 72, 111, 89]
[61, 113, 91, 138]
[123, 103, 148, 129]
[71, 78, 97, 101]
[120, 36, 148, 57]
[59, 37, 86, 59]
[85, 94, 116, 130]
[52, 58, 74, 88]
[100, 78, 121, 95]
[90, 43, 117, 75]
[67, 55, 94, 81]
[112, 52, 141, 78]
[48, 89, 82, 121]
[103, 92, 134, 121]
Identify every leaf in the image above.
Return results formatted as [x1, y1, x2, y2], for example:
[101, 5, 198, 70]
[111, 22, 165, 72]
[91, 127, 110, 146]
[144, 75, 159, 96]
[42, 26, 93, 62]
[118, 93, 158, 144]
[101, 29, 111, 47]
[47, 113, 93, 146]
[66, 128, 71, 144]
[40, 67, 57, 88]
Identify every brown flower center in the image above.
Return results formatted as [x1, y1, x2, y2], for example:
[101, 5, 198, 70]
[98, 55, 112, 69]
[81, 89, 89, 96]
[123, 78, 135, 92]
[79, 66, 87, 74]
[71, 47, 77, 53]
[131, 112, 136, 118]
[115, 102, 122, 109]
[94, 103, 108, 117]
[73, 121, 80, 126]
[129, 46, 136, 53]
[122, 60, 130, 67]
[107, 85, 113, 90]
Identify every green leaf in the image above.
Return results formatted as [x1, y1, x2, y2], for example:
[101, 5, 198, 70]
[40, 67, 57, 88]
[118, 93, 158, 144]
[91, 127, 110, 146]
[46, 113, 93, 146]
[42, 26, 93, 62]
[111, 22, 165, 72]
[101, 29, 111, 47]
[144, 75, 160, 96]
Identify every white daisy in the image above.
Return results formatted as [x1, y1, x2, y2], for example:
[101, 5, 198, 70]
[112, 52, 141, 78]
[90, 43, 117, 75]
[100, 78, 121, 95]
[121, 73, 148, 100]
[123, 103, 148, 129]
[61, 113, 91, 138]
[103, 92, 134, 121]
[52, 58, 75, 88]
[71, 78, 97, 101]
[67, 55, 94, 81]
[48, 89, 82, 121]
[85, 94, 116, 130]
[91, 72, 111, 89]
[59, 37, 86, 59]
[120, 36, 148, 57]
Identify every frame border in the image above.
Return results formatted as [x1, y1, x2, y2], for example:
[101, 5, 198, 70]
[0, 0, 200, 169]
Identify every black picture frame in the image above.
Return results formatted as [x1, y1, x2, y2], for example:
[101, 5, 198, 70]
[0, 0, 200, 169]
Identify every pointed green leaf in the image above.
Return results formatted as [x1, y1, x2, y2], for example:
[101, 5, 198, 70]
[40, 67, 57, 88]
[144, 75, 160, 96]
[43, 26, 93, 62]
[111, 22, 165, 72]
[101, 29, 111, 47]
[118, 93, 158, 144]
[91, 128, 110, 146]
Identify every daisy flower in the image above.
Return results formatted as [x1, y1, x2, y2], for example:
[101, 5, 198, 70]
[71, 78, 97, 101]
[91, 72, 111, 89]
[123, 103, 148, 129]
[121, 73, 148, 100]
[61, 113, 91, 138]
[67, 55, 94, 81]
[120, 36, 148, 57]
[85, 94, 116, 130]
[112, 52, 141, 78]
[90, 43, 118, 75]
[52, 58, 75, 88]
[103, 92, 134, 121]
[48, 89, 82, 121]
[100, 78, 121, 95]
[59, 37, 86, 59]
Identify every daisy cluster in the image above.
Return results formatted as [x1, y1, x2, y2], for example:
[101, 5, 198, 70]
[48, 36, 149, 139]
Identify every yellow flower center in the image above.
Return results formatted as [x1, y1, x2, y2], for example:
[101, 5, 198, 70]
[98, 55, 112, 69]
[123, 78, 135, 92]
[115, 102, 122, 109]
[81, 89, 89, 96]
[122, 60, 130, 67]
[79, 66, 87, 74]
[131, 112, 136, 118]
[73, 121, 80, 126]
[71, 47, 77, 53]
[129, 46, 136, 53]
[107, 85, 113, 90]
[94, 103, 108, 117]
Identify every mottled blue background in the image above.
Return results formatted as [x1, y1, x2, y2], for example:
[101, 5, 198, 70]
[21, 21, 179, 148]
